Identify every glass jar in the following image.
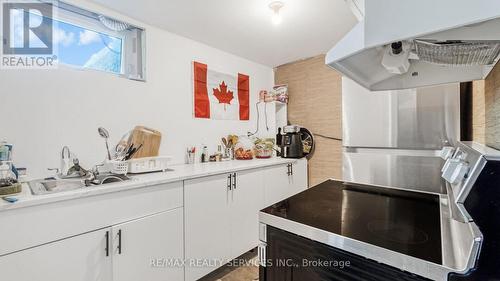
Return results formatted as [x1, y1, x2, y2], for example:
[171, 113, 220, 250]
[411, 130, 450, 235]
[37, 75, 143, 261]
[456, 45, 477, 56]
[234, 136, 254, 160]
[254, 138, 275, 159]
[0, 161, 16, 187]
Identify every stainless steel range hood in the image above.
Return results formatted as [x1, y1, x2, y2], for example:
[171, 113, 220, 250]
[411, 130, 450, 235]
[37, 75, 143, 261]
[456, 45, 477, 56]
[327, 0, 500, 91]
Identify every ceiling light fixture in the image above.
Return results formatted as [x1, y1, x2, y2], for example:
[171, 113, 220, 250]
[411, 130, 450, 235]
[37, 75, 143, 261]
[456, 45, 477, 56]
[269, 1, 284, 25]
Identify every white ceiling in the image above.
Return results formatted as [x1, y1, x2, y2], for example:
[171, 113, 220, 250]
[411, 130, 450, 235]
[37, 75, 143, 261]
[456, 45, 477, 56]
[90, 0, 358, 67]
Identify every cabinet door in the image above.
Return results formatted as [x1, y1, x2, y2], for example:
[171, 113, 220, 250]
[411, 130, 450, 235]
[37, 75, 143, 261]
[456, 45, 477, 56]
[264, 161, 309, 207]
[112, 208, 184, 281]
[263, 164, 294, 206]
[184, 173, 232, 281]
[0, 228, 112, 281]
[290, 159, 308, 194]
[230, 169, 264, 258]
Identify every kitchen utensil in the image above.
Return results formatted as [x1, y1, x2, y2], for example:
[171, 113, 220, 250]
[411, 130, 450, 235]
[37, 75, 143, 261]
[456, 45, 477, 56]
[98, 127, 112, 160]
[128, 126, 161, 159]
[186, 147, 196, 164]
[125, 144, 143, 161]
[228, 135, 238, 147]
[114, 131, 131, 160]
[222, 137, 228, 148]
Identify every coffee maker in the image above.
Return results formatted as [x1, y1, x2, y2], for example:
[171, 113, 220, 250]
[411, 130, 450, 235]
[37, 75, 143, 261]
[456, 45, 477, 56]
[278, 125, 314, 159]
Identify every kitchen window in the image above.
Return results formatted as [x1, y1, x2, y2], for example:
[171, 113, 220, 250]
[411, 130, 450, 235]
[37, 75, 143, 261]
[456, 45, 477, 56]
[24, 1, 146, 80]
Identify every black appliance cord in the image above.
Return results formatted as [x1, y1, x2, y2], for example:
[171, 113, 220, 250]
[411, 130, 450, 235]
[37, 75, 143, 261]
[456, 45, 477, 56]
[312, 132, 342, 142]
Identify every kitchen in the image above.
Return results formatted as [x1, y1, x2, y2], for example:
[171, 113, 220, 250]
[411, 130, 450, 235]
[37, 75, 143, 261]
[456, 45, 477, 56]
[1, 0, 500, 281]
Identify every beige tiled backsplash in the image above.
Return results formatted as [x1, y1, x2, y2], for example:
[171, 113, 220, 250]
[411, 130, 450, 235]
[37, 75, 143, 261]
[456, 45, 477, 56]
[474, 62, 500, 150]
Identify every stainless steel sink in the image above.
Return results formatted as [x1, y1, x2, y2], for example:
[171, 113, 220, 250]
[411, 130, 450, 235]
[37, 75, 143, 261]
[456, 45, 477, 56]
[84, 174, 130, 186]
[29, 178, 84, 195]
[29, 174, 130, 195]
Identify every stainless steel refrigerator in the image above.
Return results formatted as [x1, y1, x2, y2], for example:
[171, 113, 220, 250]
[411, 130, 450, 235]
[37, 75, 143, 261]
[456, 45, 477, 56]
[341, 78, 460, 194]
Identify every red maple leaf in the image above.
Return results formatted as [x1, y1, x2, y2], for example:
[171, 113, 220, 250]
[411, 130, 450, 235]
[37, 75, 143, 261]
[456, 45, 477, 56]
[213, 81, 234, 110]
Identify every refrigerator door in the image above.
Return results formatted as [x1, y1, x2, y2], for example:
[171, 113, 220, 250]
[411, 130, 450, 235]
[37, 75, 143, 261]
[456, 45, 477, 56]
[342, 78, 460, 150]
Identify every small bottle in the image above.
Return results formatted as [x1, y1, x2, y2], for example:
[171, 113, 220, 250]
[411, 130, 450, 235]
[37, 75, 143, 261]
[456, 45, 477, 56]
[216, 145, 222, 162]
[276, 127, 282, 146]
[201, 146, 208, 163]
[0, 142, 9, 162]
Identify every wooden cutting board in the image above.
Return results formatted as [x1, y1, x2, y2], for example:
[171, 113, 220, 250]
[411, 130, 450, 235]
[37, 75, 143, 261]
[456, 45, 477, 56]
[128, 126, 162, 159]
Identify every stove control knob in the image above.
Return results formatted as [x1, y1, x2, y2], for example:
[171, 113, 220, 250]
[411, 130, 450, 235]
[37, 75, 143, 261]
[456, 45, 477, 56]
[440, 147, 455, 160]
[442, 159, 469, 185]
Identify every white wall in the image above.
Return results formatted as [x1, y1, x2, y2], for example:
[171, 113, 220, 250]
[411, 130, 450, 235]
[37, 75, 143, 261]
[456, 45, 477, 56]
[0, 0, 275, 179]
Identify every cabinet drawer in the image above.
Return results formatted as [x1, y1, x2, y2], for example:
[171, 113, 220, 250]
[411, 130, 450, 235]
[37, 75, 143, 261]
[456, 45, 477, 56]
[0, 228, 112, 281]
[0, 181, 183, 256]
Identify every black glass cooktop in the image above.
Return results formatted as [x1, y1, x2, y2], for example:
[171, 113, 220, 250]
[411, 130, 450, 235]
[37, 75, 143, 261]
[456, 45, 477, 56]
[262, 180, 442, 264]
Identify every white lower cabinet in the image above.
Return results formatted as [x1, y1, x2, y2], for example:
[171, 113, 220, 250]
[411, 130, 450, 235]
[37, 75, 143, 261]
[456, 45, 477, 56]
[0, 208, 183, 281]
[184, 170, 264, 281]
[0, 161, 307, 281]
[184, 173, 234, 281]
[291, 158, 308, 193]
[112, 208, 184, 281]
[264, 158, 308, 206]
[230, 169, 264, 258]
[0, 228, 112, 281]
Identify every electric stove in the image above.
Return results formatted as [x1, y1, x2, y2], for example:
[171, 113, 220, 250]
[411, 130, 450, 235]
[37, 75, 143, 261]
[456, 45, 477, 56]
[262, 180, 442, 264]
[259, 142, 500, 281]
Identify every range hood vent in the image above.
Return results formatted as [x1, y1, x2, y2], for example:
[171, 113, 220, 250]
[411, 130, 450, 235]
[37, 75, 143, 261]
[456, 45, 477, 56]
[327, 0, 500, 91]
[415, 40, 500, 66]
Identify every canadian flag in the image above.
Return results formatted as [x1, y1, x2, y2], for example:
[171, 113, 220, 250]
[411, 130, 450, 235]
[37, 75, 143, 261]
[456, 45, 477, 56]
[193, 61, 250, 120]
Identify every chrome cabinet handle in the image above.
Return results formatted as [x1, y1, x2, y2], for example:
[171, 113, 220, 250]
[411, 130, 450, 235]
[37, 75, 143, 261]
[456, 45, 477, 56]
[258, 243, 267, 267]
[117, 229, 122, 254]
[232, 173, 236, 190]
[105, 231, 110, 257]
[227, 174, 232, 191]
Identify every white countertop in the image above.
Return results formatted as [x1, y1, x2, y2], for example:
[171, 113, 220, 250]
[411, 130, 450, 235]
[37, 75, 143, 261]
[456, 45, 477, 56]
[0, 157, 298, 212]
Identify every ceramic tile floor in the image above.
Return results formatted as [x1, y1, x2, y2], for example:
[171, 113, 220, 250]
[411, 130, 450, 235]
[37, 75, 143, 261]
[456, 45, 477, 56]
[200, 251, 259, 281]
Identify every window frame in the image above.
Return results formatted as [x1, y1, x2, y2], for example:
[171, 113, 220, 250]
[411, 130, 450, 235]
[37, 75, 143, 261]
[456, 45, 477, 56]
[38, 0, 146, 81]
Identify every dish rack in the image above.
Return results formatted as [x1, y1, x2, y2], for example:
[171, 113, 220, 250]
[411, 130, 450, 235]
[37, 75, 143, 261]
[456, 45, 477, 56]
[126, 156, 172, 174]
[102, 160, 129, 175]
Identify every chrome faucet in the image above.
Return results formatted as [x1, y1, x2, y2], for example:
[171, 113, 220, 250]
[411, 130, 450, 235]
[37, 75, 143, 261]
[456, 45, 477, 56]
[66, 158, 89, 178]
[84, 164, 104, 186]
[60, 146, 72, 176]
[48, 146, 89, 179]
